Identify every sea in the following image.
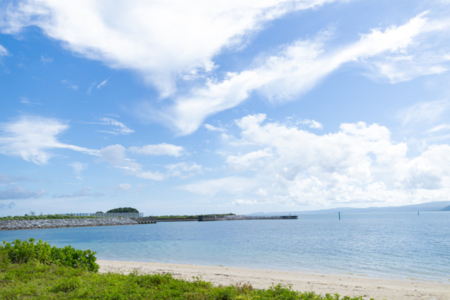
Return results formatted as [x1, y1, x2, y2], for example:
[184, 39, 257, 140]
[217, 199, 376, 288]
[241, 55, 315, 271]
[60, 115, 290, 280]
[1, 212, 449, 282]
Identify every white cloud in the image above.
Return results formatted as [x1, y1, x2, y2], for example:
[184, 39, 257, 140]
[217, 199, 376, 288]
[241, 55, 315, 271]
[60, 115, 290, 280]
[232, 199, 258, 205]
[205, 124, 226, 132]
[0, 44, 7, 56]
[143, 12, 450, 135]
[98, 117, 134, 135]
[398, 100, 450, 126]
[188, 114, 450, 207]
[297, 119, 323, 129]
[20, 97, 42, 106]
[97, 79, 108, 89]
[179, 176, 256, 196]
[0, 174, 26, 184]
[256, 188, 268, 196]
[1, 0, 340, 97]
[0, 116, 98, 165]
[165, 162, 202, 178]
[99, 144, 165, 180]
[69, 162, 87, 180]
[129, 143, 184, 157]
[0, 185, 46, 200]
[40, 54, 53, 63]
[61, 79, 78, 90]
[226, 148, 273, 171]
[428, 123, 450, 133]
[117, 183, 132, 192]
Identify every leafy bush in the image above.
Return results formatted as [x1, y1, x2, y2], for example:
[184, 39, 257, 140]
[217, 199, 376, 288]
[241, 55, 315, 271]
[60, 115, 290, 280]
[1, 238, 99, 272]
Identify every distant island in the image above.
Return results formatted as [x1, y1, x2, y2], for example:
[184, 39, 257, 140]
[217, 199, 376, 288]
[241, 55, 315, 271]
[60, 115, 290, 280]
[248, 200, 450, 216]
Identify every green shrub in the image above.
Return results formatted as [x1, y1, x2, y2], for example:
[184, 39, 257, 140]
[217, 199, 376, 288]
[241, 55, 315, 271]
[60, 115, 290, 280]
[0, 239, 373, 299]
[1, 238, 99, 272]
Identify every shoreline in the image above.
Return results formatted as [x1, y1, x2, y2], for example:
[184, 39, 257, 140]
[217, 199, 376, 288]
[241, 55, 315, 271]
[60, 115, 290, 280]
[98, 260, 450, 300]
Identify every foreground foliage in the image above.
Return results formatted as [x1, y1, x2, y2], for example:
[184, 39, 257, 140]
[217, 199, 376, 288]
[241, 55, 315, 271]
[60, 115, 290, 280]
[2, 238, 99, 272]
[0, 239, 372, 300]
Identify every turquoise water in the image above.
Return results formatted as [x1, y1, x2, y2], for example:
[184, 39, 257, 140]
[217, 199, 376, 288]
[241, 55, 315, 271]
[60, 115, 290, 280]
[1, 212, 449, 282]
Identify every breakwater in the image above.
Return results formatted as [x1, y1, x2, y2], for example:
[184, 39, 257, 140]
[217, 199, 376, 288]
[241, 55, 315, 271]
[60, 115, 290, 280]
[0, 218, 139, 231]
[201, 215, 298, 221]
[0, 215, 297, 231]
[157, 218, 198, 222]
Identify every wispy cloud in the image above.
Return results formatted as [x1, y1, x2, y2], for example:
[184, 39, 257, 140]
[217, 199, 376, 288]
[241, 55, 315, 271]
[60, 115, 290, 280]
[20, 97, 42, 106]
[100, 144, 165, 181]
[0, 174, 27, 184]
[428, 123, 450, 133]
[97, 79, 108, 89]
[398, 100, 450, 126]
[40, 54, 53, 64]
[129, 143, 184, 157]
[69, 162, 87, 180]
[0, 116, 98, 165]
[165, 162, 202, 178]
[139, 12, 450, 135]
[205, 124, 226, 132]
[53, 187, 103, 199]
[97, 117, 134, 135]
[0, 44, 7, 56]
[0, 185, 46, 200]
[61, 79, 78, 90]
[1, 0, 342, 97]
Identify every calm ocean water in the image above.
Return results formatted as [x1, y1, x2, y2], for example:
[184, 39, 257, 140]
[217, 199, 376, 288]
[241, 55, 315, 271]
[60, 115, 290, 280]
[1, 212, 449, 282]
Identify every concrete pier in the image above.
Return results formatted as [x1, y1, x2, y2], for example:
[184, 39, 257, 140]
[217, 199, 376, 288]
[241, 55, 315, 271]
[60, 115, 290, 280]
[131, 217, 157, 224]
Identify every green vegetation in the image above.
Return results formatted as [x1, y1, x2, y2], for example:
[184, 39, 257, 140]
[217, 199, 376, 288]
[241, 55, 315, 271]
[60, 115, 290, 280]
[0, 214, 96, 221]
[2, 238, 99, 272]
[0, 239, 372, 300]
[107, 207, 139, 213]
[157, 213, 235, 220]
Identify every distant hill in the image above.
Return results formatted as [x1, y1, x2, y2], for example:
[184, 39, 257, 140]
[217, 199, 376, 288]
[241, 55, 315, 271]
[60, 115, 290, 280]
[441, 205, 450, 211]
[248, 201, 450, 216]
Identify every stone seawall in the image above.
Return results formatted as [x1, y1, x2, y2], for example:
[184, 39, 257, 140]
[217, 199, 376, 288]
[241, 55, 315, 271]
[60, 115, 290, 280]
[0, 218, 139, 231]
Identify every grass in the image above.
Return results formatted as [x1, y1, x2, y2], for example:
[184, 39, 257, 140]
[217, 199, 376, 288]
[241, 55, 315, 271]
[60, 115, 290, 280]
[0, 214, 98, 221]
[0, 239, 373, 300]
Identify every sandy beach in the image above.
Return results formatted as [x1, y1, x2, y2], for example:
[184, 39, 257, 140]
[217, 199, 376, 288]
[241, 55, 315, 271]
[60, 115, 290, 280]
[98, 260, 449, 300]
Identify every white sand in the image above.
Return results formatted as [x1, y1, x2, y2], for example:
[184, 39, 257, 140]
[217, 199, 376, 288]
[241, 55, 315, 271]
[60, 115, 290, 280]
[97, 260, 449, 300]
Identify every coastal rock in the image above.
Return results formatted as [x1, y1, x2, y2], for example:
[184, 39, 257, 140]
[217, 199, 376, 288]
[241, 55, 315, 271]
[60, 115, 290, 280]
[0, 218, 138, 231]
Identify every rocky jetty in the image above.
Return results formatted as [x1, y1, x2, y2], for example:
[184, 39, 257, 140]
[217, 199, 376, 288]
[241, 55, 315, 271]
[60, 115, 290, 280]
[0, 218, 138, 231]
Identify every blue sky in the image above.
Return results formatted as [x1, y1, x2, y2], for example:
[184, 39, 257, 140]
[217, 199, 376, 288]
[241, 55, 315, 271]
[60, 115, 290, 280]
[1, 0, 450, 216]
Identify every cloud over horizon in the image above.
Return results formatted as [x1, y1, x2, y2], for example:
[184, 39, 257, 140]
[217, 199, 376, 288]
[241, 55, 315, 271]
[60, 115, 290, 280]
[181, 114, 450, 207]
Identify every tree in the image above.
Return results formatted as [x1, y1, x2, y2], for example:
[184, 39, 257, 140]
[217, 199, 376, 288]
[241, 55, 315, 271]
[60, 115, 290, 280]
[106, 207, 139, 213]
